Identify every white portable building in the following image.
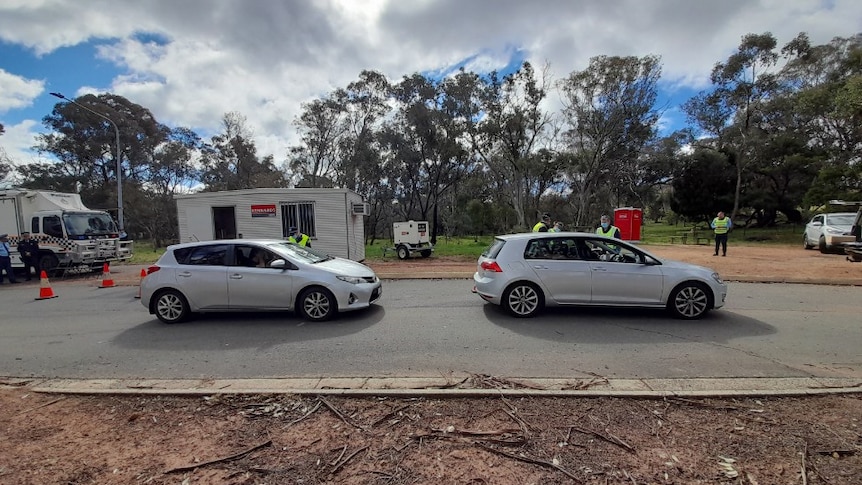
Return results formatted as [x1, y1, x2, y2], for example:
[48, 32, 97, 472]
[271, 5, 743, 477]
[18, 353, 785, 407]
[175, 188, 369, 261]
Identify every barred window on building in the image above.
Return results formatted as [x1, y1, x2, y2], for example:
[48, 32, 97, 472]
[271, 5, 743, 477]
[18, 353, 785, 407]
[280, 202, 316, 238]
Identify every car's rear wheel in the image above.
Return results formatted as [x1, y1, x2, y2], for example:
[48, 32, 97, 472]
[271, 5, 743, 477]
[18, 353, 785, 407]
[298, 287, 337, 321]
[803, 234, 814, 250]
[502, 282, 543, 318]
[667, 282, 712, 320]
[819, 236, 828, 253]
[153, 289, 190, 324]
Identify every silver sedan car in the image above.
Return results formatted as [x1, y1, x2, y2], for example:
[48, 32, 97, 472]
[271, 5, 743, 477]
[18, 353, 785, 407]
[141, 239, 382, 323]
[472, 232, 727, 319]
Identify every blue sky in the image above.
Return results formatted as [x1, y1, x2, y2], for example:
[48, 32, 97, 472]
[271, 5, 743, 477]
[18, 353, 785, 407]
[1, 0, 860, 172]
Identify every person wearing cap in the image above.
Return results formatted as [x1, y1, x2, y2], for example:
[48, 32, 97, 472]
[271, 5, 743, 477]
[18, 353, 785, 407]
[16, 231, 40, 281]
[0, 233, 20, 284]
[287, 226, 311, 247]
[532, 213, 551, 232]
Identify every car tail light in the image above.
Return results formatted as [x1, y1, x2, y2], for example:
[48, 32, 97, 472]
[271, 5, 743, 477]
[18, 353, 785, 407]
[480, 261, 503, 273]
[146, 265, 161, 275]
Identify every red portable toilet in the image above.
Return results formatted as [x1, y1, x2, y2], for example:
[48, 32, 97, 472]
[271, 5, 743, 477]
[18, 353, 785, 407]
[613, 207, 643, 241]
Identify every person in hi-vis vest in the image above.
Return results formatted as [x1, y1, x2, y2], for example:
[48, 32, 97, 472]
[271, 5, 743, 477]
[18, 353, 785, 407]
[711, 211, 732, 256]
[532, 213, 551, 232]
[596, 215, 621, 239]
[287, 226, 311, 247]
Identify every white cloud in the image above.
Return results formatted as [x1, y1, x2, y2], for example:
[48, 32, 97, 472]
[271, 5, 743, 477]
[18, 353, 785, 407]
[0, 69, 43, 113]
[1, 0, 860, 161]
[0, 119, 50, 166]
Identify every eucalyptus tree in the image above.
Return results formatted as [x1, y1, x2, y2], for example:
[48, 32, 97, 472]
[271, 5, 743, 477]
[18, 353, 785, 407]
[780, 33, 862, 204]
[383, 73, 472, 243]
[684, 33, 781, 219]
[335, 70, 392, 242]
[558, 55, 662, 226]
[0, 122, 11, 182]
[199, 112, 286, 191]
[457, 62, 556, 230]
[288, 96, 346, 188]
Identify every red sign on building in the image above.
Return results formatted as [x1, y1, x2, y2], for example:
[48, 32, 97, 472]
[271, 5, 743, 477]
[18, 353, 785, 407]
[251, 204, 277, 217]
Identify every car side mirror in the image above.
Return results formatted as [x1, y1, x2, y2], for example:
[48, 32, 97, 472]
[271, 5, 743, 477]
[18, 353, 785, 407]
[811, 221, 823, 227]
[269, 259, 287, 269]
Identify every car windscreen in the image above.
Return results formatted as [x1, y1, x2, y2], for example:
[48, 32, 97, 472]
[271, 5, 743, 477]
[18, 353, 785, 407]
[63, 212, 117, 237]
[481, 238, 506, 259]
[266, 241, 331, 263]
[827, 214, 856, 226]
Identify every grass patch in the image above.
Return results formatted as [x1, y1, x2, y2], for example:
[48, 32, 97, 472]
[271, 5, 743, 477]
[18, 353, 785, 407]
[125, 240, 165, 265]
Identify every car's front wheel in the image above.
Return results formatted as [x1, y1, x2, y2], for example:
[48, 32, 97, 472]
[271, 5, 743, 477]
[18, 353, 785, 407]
[153, 290, 190, 324]
[819, 236, 829, 253]
[502, 282, 543, 318]
[298, 287, 337, 321]
[803, 234, 814, 250]
[667, 282, 712, 320]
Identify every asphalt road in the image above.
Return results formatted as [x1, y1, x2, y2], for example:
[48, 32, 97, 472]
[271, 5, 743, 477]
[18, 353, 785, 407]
[0, 280, 860, 381]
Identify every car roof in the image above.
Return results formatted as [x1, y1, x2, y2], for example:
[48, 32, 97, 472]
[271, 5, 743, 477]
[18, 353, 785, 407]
[167, 239, 287, 250]
[495, 231, 605, 240]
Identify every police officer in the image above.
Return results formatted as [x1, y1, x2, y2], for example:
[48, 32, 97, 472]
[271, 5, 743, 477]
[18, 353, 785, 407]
[532, 213, 551, 232]
[711, 211, 732, 256]
[287, 227, 312, 247]
[596, 215, 621, 239]
[16, 231, 40, 281]
[0, 234, 20, 284]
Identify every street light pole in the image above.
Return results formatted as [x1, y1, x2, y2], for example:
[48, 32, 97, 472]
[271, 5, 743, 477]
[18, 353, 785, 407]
[49, 92, 124, 233]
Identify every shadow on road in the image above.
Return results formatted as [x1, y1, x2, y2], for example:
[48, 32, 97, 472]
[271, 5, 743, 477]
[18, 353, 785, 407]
[481, 304, 775, 344]
[112, 304, 386, 351]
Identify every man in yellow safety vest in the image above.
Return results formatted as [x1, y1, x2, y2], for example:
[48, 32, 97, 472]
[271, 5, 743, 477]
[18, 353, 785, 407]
[532, 213, 551, 232]
[711, 211, 732, 256]
[287, 226, 311, 247]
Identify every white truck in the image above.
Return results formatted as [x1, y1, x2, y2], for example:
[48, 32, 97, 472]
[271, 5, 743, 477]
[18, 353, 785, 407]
[0, 188, 132, 275]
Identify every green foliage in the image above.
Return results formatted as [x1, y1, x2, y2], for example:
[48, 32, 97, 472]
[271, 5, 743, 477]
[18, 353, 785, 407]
[670, 149, 736, 223]
[125, 240, 165, 264]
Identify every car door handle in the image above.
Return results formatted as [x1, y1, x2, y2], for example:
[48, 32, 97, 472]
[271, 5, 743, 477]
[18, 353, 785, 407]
[178, 271, 191, 277]
[592, 267, 607, 272]
[230, 274, 243, 279]
[533, 265, 549, 270]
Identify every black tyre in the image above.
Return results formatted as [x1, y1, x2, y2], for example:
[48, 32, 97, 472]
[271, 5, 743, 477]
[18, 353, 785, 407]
[421, 249, 432, 258]
[298, 287, 337, 322]
[153, 289, 190, 324]
[803, 234, 814, 250]
[502, 282, 544, 318]
[397, 245, 410, 260]
[667, 282, 712, 320]
[819, 236, 828, 253]
[38, 253, 59, 276]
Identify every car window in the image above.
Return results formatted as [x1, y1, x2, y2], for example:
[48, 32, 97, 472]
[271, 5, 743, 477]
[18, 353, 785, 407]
[481, 238, 506, 259]
[582, 238, 642, 263]
[524, 237, 583, 260]
[812, 215, 823, 224]
[181, 244, 229, 266]
[234, 244, 278, 268]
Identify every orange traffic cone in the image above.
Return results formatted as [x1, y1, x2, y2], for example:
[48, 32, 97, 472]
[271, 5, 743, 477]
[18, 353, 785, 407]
[98, 262, 115, 288]
[134, 268, 146, 299]
[35, 270, 58, 300]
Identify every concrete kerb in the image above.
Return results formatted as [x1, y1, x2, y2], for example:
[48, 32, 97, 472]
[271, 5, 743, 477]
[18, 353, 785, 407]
[4, 377, 860, 398]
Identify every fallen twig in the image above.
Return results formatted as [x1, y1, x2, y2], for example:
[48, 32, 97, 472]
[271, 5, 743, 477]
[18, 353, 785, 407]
[370, 404, 410, 427]
[814, 449, 856, 456]
[801, 442, 808, 485]
[476, 442, 581, 482]
[569, 426, 635, 453]
[668, 397, 740, 411]
[331, 445, 368, 475]
[14, 397, 66, 416]
[284, 401, 321, 427]
[164, 439, 272, 474]
[318, 396, 366, 430]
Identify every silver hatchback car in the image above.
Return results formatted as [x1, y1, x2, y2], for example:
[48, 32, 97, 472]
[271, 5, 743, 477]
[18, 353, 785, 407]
[473, 233, 727, 319]
[141, 239, 382, 323]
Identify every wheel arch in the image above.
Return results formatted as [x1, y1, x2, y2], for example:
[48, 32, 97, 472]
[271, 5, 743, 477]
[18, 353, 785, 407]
[293, 284, 339, 312]
[667, 279, 715, 309]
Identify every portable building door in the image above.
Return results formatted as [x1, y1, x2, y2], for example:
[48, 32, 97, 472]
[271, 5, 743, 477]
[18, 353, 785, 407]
[185, 205, 214, 241]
